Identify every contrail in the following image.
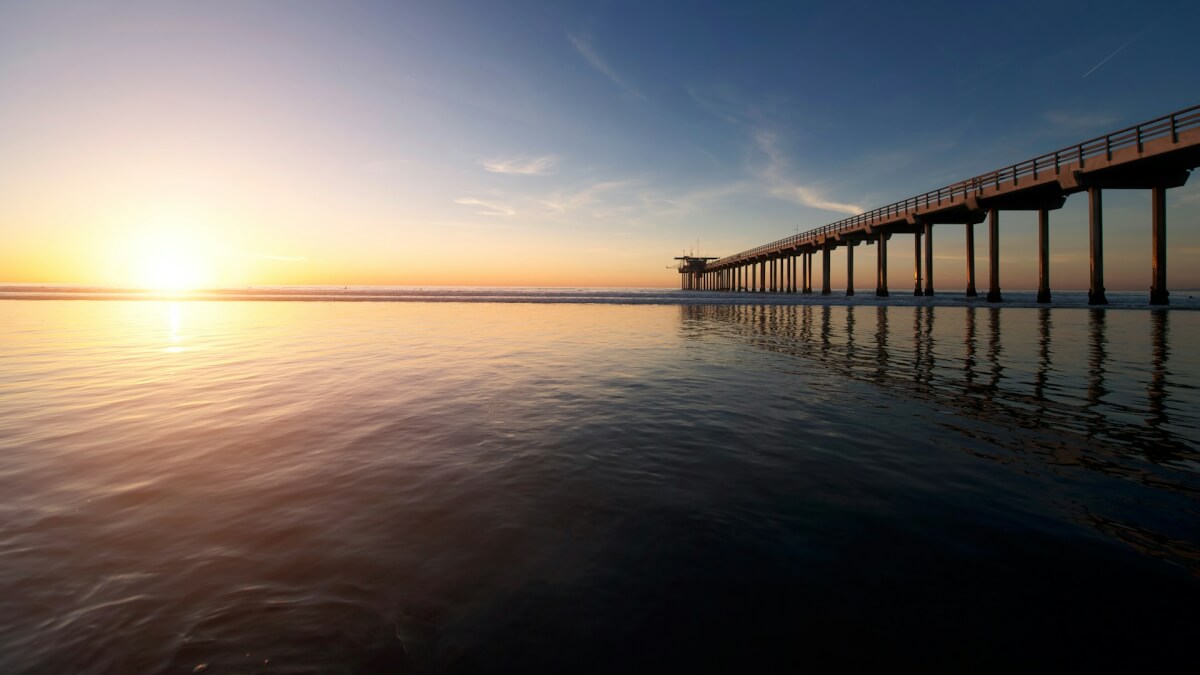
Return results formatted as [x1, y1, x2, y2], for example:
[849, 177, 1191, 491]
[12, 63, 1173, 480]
[1082, 35, 1139, 78]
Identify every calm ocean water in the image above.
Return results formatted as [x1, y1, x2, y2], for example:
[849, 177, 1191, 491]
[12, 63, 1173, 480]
[1, 289, 1198, 672]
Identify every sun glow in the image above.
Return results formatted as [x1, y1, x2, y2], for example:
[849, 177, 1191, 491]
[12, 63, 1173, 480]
[128, 228, 216, 292]
[139, 253, 208, 291]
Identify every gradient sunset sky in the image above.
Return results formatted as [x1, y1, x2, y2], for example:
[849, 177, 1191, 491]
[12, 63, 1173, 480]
[2, 0, 1198, 289]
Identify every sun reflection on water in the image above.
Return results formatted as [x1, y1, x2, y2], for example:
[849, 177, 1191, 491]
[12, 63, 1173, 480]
[164, 302, 187, 353]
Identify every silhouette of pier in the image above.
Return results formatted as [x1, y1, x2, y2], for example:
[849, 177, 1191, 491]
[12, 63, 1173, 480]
[678, 105, 1200, 305]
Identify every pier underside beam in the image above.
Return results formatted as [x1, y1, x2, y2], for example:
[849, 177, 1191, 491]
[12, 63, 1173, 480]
[978, 184, 1067, 212]
[1070, 166, 1191, 192]
[909, 204, 987, 225]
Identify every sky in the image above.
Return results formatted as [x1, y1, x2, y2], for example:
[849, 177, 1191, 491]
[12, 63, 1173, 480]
[1, 0, 1198, 290]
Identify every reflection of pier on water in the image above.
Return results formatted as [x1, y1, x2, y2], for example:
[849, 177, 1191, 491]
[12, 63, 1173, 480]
[679, 303, 1196, 466]
[679, 303, 1200, 573]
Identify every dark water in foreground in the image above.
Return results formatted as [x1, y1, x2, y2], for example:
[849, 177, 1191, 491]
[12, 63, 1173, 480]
[1, 298, 1198, 673]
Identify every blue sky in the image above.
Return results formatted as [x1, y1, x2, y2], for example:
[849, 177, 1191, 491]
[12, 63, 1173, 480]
[1, 0, 1197, 288]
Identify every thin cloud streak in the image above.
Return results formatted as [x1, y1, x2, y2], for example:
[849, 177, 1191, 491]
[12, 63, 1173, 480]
[1082, 35, 1139, 78]
[455, 197, 516, 216]
[481, 155, 559, 175]
[567, 33, 646, 101]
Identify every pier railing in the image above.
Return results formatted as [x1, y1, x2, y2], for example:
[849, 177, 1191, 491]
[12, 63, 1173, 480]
[715, 104, 1200, 266]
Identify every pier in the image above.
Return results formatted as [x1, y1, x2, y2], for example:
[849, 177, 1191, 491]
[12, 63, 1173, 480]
[678, 105, 1200, 305]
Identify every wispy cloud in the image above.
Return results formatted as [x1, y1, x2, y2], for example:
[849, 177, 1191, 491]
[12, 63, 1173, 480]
[448, 127, 864, 235]
[642, 181, 752, 216]
[752, 131, 863, 215]
[567, 33, 646, 101]
[1044, 110, 1118, 132]
[480, 155, 559, 175]
[539, 180, 630, 213]
[455, 197, 516, 216]
[1082, 34, 1140, 78]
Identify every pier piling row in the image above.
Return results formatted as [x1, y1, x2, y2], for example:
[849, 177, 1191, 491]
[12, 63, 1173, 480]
[678, 105, 1200, 305]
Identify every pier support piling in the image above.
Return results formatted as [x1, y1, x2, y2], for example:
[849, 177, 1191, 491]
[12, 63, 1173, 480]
[1088, 187, 1107, 305]
[821, 247, 831, 295]
[987, 208, 1002, 303]
[1037, 209, 1051, 303]
[846, 243, 855, 296]
[844, 241, 854, 294]
[1151, 186, 1168, 305]
[965, 222, 977, 298]
[923, 223, 934, 296]
[913, 232, 923, 296]
[876, 232, 889, 297]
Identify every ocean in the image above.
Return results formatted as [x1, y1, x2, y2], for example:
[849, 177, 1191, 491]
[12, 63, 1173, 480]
[1, 288, 1197, 673]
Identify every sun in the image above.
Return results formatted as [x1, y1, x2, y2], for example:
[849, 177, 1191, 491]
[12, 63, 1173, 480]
[130, 229, 215, 292]
[140, 253, 208, 291]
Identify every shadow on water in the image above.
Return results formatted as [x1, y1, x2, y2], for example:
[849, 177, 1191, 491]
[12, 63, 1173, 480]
[679, 303, 1200, 574]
